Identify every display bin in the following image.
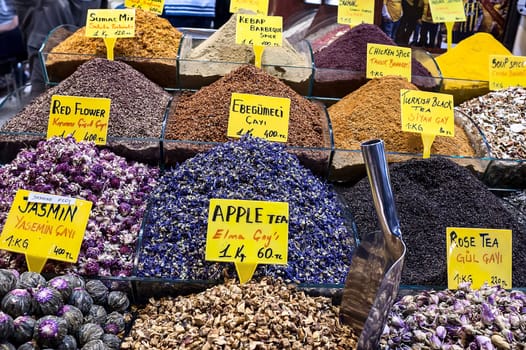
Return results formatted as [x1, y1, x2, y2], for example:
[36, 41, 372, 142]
[440, 76, 490, 106]
[177, 28, 314, 96]
[328, 109, 492, 183]
[454, 109, 526, 189]
[40, 25, 182, 90]
[482, 158, 526, 189]
[0, 132, 164, 167]
[162, 93, 333, 178]
[311, 48, 443, 99]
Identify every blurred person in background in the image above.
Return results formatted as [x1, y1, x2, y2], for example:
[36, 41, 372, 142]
[417, 0, 439, 47]
[14, 0, 106, 97]
[381, 0, 403, 40]
[162, 0, 215, 28]
[453, 0, 483, 43]
[0, 0, 27, 92]
[395, 0, 423, 45]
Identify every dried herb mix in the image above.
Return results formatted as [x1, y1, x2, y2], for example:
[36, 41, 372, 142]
[123, 278, 358, 349]
[337, 157, 526, 287]
[139, 136, 355, 284]
[328, 77, 478, 156]
[2, 58, 170, 140]
[166, 64, 328, 148]
[0, 137, 158, 276]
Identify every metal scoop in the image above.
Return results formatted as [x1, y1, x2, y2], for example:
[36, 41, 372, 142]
[340, 139, 407, 350]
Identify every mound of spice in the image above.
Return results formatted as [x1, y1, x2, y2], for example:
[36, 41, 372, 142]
[312, 24, 436, 96]
[0, 271, 130, 349]
[1, 58, 170, 163]
[138, 136, 355, 284]
[336, 157, 526, 287]
[122, 277, 357, 349]
[436, 33, 512, 104]
[180, 13, 311, 87]
[0, 137, 158, 276]
[457, 87, 526, 160]
[328, 76, 480, 178]
[44, 8, 182, 87]
[380, 283, 526, 349]
[457, 87, 526, 188]
[166, 64, 327, 147]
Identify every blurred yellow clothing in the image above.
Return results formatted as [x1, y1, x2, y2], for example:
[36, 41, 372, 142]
[384, 0, 403, 22]
[421, 0, 433, 23]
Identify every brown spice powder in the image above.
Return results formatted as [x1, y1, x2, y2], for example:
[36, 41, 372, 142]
[328, 76, 475, 156]
[47, 9, 182, 60]
[165, 65, 328, 148]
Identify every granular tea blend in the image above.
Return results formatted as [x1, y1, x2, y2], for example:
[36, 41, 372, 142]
[1, 58, 170, 162]
[179, 13, 312, 92]
[165, 64, 328, 148]
[337, 157, 526, 287]
[328, 77, 477, 154]
[312, 24, 436, 96]
[44, 8, 182, 87]
[138, 136, 355, 284]
[123, 278, 358, 349]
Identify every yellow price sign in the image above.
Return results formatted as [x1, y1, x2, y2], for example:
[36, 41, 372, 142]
[85, 9, 136, 38]
[337, 0, 375, 26]
[0, 190, 92, 273]
[235, 14, 282, 47]
[429, 0, 466, 22]
[447, 228, 512, 289]
[401, 89, 454, 158]
[124, 0, 164, 15]
[230, 0, 269, 15]
[47, 95, 111, 145]
[206, 199, 289, 283]
[227, 93, 290, 142]
[489, 55, 526, 91]
[366, 43, 411, 81]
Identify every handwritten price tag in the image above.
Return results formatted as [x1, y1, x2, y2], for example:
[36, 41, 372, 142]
[235, 14, 282, 47]
[489, 55, 526, 91]
[230, 0, 269, 15]
[124, 0, 164, 15]
[428, 0, 466, 22]
[85, 9, 136, 38]
[446, 227, 512, 289]
[206, 199, 288, 283]
[366, 43, 411, 81]
[337, 0, 375, 26]
[0, 190, 92, 273]
[47, 95, 111, 145]
[227, 93, 290, 142]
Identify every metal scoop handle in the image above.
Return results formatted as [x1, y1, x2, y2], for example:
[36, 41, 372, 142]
[361, 139, 402, 239]
[340, 139, 406, 349]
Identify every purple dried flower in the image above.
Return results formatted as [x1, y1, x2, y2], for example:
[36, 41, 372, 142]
[33, 315, 67, 347]
[1, 288, 33, 318]
[481, 303, 495, 325]
[33, 287, 63, 315]
[475, 335, 494, 350]
[12, 315, 36, 344]
[0, 311, 14, 340]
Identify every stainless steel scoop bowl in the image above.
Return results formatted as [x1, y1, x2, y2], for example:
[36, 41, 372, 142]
[340, 139, 407, 349]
